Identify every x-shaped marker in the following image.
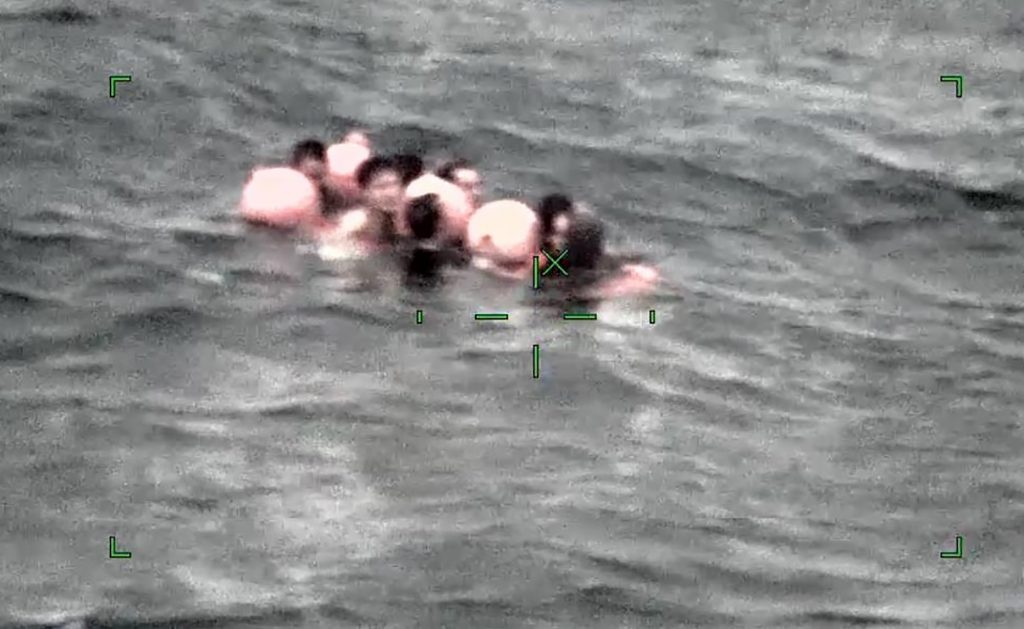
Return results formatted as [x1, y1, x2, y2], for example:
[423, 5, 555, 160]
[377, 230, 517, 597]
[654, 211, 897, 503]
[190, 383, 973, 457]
[540, 249, 569, 276]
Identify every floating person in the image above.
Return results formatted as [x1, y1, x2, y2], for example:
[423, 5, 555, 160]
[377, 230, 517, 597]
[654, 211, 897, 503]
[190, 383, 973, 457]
[325, 130, 373, 207]
[536, 193, 576, 257]
[342, 129, 371, 147]
[239, 138, 356, 230]
[436, 158, 483, 210]
[392, 154, 426, 187]
[403, 170, 475, 249]
[289, 139, 328, 183]
[289, 139, 351, 218]
[401, 193, 446, 288]
[465, 192, 583, 279]
[552, 212, 660, 299]
[318, 154, 424, 255]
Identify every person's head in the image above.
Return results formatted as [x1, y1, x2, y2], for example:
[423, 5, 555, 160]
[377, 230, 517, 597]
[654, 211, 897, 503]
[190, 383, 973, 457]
[392, 154, 425, 186]
[563, 213, 605, 272]
[537, 193, 574, 250]
[289, 139, 327, 182]
[342, 129, 371, 148]
[406, 194, 441, 241]
[356, 156, 405, 214]
[437, 159, 482, 208]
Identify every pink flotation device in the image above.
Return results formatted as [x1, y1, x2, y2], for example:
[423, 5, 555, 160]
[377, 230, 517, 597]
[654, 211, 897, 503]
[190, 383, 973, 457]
[325, 141, 372, 200]
[404, 173, 474, 241]
[239, 167, 320, 229]
[467, 199, 539, 264]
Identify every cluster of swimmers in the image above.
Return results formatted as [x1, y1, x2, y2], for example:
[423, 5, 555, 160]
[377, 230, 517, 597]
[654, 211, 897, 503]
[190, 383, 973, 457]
[238, 130, 659, 298]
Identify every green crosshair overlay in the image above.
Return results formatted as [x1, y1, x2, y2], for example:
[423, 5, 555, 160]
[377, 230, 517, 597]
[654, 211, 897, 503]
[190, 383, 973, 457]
[475, 313, 510, 321]
[109, 536, 131, 559]
[108, 75, 132, 98]
[939, 535, 963, 559]
[939, 74, 963, 98]
[532, 344, 540, 379]
[540, 249, 568, 277]
[563, 313, 597, 321]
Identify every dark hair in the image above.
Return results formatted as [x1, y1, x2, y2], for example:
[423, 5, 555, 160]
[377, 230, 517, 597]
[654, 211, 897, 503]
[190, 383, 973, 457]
[563, 213, 605, 272]
[355, 156, 396, 189]
[406, 194, 441, 241]
[289, 139, 326, 167]
[392, 154, 425, 185]
[436, 158, 473, 182]
[537, 193, 574, 237]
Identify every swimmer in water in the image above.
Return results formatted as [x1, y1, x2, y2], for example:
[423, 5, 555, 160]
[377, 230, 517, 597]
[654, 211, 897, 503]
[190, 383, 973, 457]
[342, 129, 371, 148]
[401, 193, 446, 287]
[320, 154, 424, 251]
[325, 131, 374, 207]
[289, 139, 347, 219]
[290, 139, 327, 181]
[392, 154, 426, 186]
[404, 168, 475, 254]
[436, 158, 483, 210]
[536, 193, 576, 254]
[552, 212, 660, 299]
[466, 192, 580, 279]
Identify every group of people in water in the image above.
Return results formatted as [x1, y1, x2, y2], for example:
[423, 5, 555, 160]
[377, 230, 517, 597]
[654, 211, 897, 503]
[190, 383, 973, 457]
[238, 130, 659, 298]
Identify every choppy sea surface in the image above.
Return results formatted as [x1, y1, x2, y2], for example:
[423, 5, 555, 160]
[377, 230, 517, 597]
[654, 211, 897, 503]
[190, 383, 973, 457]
[2, 0, 1023, 627]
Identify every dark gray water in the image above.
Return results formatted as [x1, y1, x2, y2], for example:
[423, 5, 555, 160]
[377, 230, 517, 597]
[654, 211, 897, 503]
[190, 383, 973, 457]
[2, 0, 1023, 627]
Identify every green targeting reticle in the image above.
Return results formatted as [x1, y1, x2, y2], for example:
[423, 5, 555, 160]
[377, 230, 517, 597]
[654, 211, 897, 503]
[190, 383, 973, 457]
[108, 74, 132, 98]
[108, 536, 131, 559]
[474, 313, 510, 321]
[939, 74, 963, 98]
[939, 535, 963, 559]
[562, 313, 597, 321]
[533, 249, 569, 289]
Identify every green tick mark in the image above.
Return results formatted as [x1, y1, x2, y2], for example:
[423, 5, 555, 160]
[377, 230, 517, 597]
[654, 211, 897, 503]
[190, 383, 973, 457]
[562, 313, 597, 321]
[475, 313, 509, 321]
[939, 74, 963, 98]
[939, 535, 963, 559]
[109, 536, 131, 559]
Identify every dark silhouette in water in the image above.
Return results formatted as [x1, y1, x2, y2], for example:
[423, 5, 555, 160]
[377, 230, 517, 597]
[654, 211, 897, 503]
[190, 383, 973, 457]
[536, 193, 575, 254]
[288, 138, 349, 216]
[402, 194, 445, 288]
[539, 212, 656, 304]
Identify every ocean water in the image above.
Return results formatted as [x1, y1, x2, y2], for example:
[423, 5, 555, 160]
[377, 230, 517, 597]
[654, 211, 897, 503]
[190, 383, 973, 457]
[1, 0, 1023, 627]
